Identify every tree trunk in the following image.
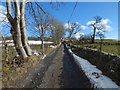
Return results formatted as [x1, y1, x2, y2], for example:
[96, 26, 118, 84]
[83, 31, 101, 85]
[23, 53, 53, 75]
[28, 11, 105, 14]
[13, 0, 28, 58]
[91, 25, 96, 44]
[6, 0, 28, 59]
[10, 28, 20, 56]
[41, 38, 44, 55]
[40, 27, 45, 55]
[20, 0, 32, 56]
[6, 0, 20, 56]
[100, 39, 103, 52]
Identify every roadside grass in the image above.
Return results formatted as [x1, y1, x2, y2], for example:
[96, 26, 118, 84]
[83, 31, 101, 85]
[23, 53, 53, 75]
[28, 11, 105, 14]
[3, 55, 40, 87]
[73, 39, 120, 56]
[30, 44, 53, 55]
[2, 44, 54, 61]
[95, 39, 118, 43]
[101, 45, 119, 55]
[2, 44, 55, 87]
[2, 46, 17, 62]
[84, 44, 119, 55]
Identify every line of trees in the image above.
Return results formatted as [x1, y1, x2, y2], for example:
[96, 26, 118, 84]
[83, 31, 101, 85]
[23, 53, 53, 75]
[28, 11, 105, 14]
[2, 1, 111, 59]
[4, 0, 64, 59]
[90, 16, 102, 44]
[64, 16, 110, 51]
[50, 18, 65, 45]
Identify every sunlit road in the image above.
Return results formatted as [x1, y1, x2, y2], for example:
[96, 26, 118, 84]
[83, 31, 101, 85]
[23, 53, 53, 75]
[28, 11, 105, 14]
[17, 44, 91, 88]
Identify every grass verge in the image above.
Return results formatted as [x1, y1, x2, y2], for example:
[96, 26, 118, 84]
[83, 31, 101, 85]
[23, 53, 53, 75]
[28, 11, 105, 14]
[2, 45, 55, 88]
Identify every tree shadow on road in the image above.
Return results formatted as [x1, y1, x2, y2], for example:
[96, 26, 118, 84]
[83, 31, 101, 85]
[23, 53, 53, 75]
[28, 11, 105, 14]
[59, 44, 92, 89]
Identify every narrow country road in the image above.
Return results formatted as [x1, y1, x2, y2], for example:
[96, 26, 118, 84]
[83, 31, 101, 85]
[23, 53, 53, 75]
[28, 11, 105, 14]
[17, 44, 91, 88]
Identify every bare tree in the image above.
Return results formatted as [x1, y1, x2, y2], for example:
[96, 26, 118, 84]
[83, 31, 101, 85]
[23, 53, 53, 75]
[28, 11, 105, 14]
[65, 22, 83, 46]
[6, 0, 32, 59]
[80, 34, 92, 44]
[24, 2, 63, 55]
[34, 13, 51, 55]
[20, 0, 32, 56]
[67, 22, 79, 38]
[55, 24, 64, 44]
[96, 31, 105, 51]
[90, 16, 102, 44]
[50, 18, 65, 45]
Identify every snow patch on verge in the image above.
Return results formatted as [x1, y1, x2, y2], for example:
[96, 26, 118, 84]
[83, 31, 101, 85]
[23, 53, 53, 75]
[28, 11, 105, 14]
[67, 48, 120, 89]
[49, 45, 56, 48]
[32, 50, 39, 56]
[42, 54, 46, 59]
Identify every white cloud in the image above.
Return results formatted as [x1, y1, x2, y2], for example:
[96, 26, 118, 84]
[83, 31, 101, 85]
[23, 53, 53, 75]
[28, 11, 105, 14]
[0, 5, 10, 36]
[75, 22, 79, 25]
[64, 22, 87, 31]
[74, 32, 84, 39]
[79, 25, 87, 30]
[99, 19, 112, 32]
[0, 5, 8, 24]
[105, 25, 111, 29]
[86, 20, 96, 26]
[0, 13, 6, 22]
[100, 19, 109, 26]
[64, 23, 71, 29]
[102, 25, 112, 32]
[87, 19, 112, 32]
[96, 29, 103, 33]
[0, 5, 6, 13]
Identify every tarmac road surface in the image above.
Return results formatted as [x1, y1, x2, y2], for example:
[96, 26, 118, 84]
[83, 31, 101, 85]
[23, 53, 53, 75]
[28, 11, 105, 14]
[17, 44, 91, 89]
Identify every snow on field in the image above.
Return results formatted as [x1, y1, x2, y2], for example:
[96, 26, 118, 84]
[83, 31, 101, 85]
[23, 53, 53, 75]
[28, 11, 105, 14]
[67, 47, 120, 89]
[28, 40, 53, 45]
[49, 45, 57, 48]
[0, 40, 53, 47]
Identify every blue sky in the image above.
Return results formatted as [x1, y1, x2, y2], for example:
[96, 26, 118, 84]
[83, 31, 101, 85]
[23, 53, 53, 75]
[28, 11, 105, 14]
[0, 2, 118, 39]
[40, 2, 118, 39]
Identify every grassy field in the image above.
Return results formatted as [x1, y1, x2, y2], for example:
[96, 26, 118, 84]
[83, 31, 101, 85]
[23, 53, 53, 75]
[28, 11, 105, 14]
[30, 44, 53, 55]
[73, 39, 120, 56]
[84, 44, 119, 55]
[95, 39, 118, 43]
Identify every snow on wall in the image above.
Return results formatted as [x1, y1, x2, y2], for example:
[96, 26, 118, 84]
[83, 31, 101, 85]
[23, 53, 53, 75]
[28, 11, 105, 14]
[67, 47, 120, 89]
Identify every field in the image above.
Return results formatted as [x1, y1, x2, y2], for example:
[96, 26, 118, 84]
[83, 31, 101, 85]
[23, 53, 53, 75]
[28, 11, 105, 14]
[73, 39, 120, 56]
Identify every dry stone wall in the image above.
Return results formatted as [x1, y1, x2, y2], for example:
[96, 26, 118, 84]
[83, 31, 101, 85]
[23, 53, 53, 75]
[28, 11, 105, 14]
[71, 45, 120, 86]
